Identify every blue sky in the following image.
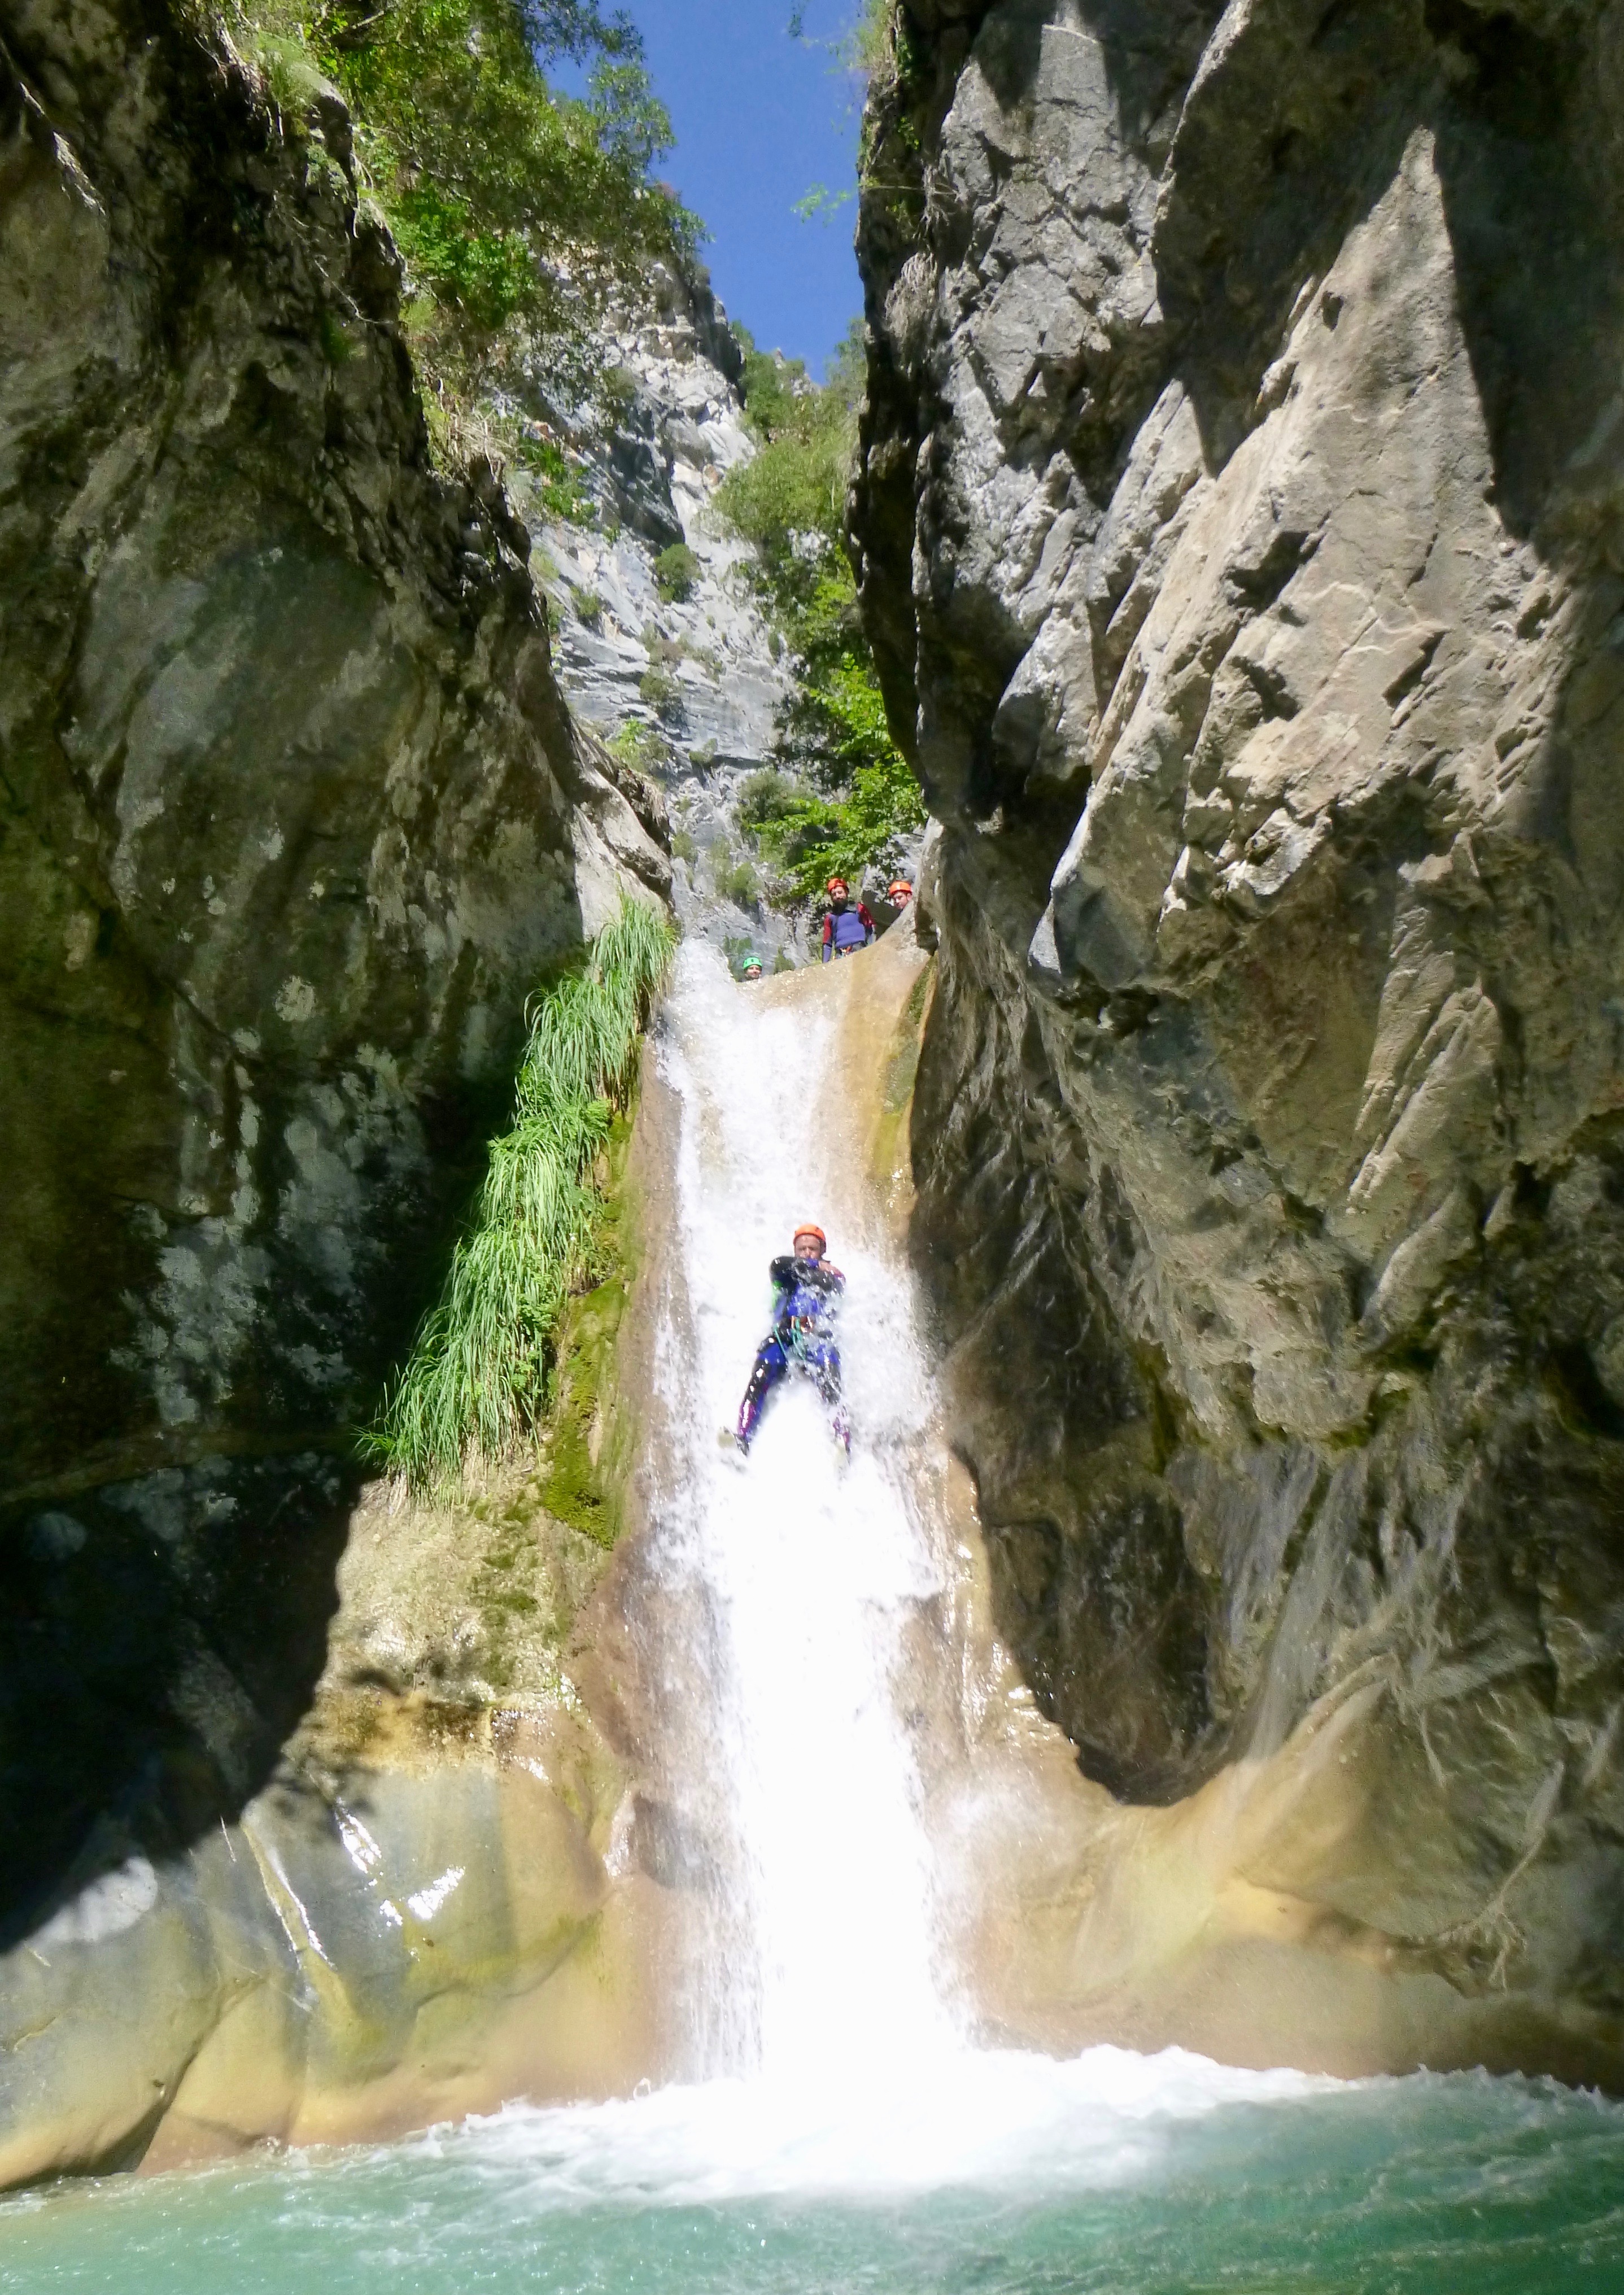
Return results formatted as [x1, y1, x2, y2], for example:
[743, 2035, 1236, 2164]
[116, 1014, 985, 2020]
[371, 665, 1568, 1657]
[625, 1, 866, 375]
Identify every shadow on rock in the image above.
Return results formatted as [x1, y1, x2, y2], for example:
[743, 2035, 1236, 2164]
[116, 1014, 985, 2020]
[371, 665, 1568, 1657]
[0, 1452, 362, 1954]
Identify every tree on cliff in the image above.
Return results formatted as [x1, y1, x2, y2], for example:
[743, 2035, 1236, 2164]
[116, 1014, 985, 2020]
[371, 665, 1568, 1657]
[226, 0, 698, 430]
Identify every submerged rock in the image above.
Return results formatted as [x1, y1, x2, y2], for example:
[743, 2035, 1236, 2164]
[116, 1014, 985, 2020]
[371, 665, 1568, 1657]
[854, 0, 1624, 2076]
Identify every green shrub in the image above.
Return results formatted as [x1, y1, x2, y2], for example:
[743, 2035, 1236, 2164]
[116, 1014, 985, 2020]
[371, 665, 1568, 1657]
[569, 584, 603, 623]
[513, 432, 597, 525]
[224, 0, 700, 445]
[654, 543, 701, 603]
[601, 364, 641, 422]
[749, 745, 922, 904]
[606, 720, 672, 775]
[671, 828, 697, 865]
[364, 898, 675, 1493]
[718, 857, 759, 907]
[737, 767, 803, 839]
[638, 665, 683, 720]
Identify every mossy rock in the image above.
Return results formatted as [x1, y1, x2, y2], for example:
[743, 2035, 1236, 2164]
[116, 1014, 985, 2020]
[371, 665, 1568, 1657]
[535, 1109, 640, 1550]
[536, 1279, 630, 1548]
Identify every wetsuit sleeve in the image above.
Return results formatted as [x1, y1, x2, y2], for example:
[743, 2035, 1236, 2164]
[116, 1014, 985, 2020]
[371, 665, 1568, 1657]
[857, 902, 875, 944]
[768, 1255, 797, 1292]
[821, 913, 833, 965]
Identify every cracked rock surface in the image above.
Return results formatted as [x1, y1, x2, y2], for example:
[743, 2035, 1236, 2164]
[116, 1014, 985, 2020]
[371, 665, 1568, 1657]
[855, 0, 1624, 2075]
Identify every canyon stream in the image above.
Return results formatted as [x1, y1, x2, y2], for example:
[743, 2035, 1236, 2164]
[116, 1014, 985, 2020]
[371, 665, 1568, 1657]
[5, 941, 1624, 2292]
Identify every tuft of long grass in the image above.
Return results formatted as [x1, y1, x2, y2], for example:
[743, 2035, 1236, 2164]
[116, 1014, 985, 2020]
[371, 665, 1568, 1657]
[366, 898, 675, 1493]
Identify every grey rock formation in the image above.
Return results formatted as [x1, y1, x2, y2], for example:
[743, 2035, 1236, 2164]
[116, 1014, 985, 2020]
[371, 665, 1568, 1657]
[856, 0, 1624, 2074]
[0, 1455, 679, 2189]
[533, 265, 788, 773]
[0, 0, 666, 1945]
[516, 267, 810, 966]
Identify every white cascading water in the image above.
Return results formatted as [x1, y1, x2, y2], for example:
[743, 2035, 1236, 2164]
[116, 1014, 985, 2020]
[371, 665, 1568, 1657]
[488, 933, 1328, 2202]
[651, 939, 956, 2085]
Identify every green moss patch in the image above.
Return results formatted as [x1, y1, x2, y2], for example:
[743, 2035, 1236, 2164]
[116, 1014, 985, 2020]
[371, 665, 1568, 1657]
[536, 1111, 639, 1549]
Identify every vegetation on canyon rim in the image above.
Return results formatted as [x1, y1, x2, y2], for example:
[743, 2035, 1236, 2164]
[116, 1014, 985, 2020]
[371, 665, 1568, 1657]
[225, 0, 917, 880]
[366, 900, 674, 1494]
[718, 330, 924, 901]
[222, 0, 697, 468]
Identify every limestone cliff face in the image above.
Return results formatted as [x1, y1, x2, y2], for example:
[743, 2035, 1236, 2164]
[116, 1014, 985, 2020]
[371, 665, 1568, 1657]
[0, 0, 666, 1948]
[532, 268, 810, 969]
[855, 0, 1624, 2072]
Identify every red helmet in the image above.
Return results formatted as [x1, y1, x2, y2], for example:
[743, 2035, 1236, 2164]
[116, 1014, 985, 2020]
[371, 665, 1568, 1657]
[825, 876, 849, 896]
[793, 1223, 827, 1253]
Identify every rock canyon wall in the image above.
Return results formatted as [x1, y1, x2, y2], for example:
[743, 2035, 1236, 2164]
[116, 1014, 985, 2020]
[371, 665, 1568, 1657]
[854, 0, 1624, 2079]
[0, 0, 670, 2172]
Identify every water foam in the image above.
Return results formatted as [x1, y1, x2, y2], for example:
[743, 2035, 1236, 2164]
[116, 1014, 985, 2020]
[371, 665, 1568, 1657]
[458, 2045, 1336, 2207]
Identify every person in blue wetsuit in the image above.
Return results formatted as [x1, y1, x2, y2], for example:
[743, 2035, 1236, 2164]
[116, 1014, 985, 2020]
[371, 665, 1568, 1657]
[732, 1223, 850, 1456]
[820, 878, 875, 963]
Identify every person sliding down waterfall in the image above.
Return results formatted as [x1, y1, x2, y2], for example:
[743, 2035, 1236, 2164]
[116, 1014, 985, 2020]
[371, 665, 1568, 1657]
[820, 878, 874, 963]
[726, 1223, 851, 1459]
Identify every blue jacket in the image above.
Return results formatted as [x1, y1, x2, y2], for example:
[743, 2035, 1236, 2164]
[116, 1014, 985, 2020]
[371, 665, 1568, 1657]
[768, 1254, 845, 1341]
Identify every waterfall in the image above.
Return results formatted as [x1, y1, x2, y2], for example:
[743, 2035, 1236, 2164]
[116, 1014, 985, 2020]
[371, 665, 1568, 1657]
[439, 931, 1346, 2200]
[649, 939, 957, 2083]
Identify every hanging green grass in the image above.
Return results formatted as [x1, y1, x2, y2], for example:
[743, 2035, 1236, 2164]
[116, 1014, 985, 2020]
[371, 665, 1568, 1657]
[366, 897, 675, 1493]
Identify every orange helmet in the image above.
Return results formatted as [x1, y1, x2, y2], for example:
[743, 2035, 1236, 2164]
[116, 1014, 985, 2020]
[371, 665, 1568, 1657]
[825, 876, 848, 896]
[792, 1222, 827, 1253]
[887, 879, 912, 902]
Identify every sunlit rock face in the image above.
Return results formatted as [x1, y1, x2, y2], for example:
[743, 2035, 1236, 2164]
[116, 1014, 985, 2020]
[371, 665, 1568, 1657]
[0, 1464, 677, 2191]
[855, 0, 1624, 2070]
[529, 264, 809, 967]
[537, 264, 788, 774]
[0, 0, 666, 1938]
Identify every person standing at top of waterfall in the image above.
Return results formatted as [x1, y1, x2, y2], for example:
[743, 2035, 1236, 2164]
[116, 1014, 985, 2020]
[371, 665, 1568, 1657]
[729, 1223, 850, 1458]
[820, 878, 875, 963]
